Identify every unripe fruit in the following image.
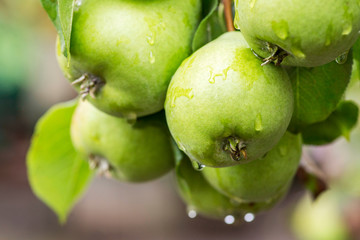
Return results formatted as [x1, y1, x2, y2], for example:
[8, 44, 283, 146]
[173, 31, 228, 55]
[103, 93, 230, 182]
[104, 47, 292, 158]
[165, 32, 293, 167]
[234, 0, 360, 67]
[71, 100, 174, 182]
[292, 192, 350, 240]
[57, 0, 201, 118]
[176, 155, 286, 222]
[202, 132, 302, 203]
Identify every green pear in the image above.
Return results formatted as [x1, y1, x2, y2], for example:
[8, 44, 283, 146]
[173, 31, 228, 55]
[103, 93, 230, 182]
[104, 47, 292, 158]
[202, 132, 302, 203]
[71, 100, 174, 182]
[176, 155, 286, 222]
[287, 52, 353, 132]
[164, 32, 293, 167]
[234, 0, 360, 67]
[292, 192, 350, 240]
[57, 0, 201, 118]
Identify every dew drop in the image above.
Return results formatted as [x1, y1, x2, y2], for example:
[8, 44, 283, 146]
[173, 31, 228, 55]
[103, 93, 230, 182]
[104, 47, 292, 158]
[213, 73, 224, 82]
[251, 48, 262, 59]
[249, 0, 257, 9]
[208, 66, 230, 84]
[291, 46, 305, 59]
[325, 24, 333, 47]
[188, 209, 197, 219]
[170, 87, 194, 108]
[271, 20, 289, 40]
[159, 21, 166, 30]
[342, 6, 353, 36]
[342, 23, 353, 36]
[146, 32, 155, 46]
[244, 213, 255, 222]
[224, 215, 235, 224]
[279, 145, 288, 156]
[149, 51, 156, 64]
[74, 0, 82, 11]
[191, 160, 205, 171]
[177, 141, 186, 152]
[291, 38, 305, 59]
[336, 51, 349, 64]
[208, 67, 215, 84]
[125, 112, 137, 124]
[254, 114, 263, 132]
[223, 66, 230, 80]
[325, 38, 331, 47]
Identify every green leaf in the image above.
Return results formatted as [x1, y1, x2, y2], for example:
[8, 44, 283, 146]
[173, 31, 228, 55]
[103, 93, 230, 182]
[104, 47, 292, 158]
[40, 0, 58, 24]
[27, 100, 93, 223]
[58, 0, 75, 60]
[288, 53, 353, 133]
[302, 101, 359, 145]
[40, 0, 75, 60]
[192, 0, 226, 52]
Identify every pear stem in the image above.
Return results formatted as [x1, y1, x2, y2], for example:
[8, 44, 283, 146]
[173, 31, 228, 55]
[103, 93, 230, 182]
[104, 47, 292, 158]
[223, 0, 235, 32]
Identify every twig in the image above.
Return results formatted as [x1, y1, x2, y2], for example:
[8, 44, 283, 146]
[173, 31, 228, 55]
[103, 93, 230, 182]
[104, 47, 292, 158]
[222, 0, 235, 32]
[296, 166, 328, 199]
[296, 149, 329, 199]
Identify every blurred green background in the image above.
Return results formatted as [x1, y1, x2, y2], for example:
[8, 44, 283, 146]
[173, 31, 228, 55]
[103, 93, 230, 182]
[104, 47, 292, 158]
[1, 0, 360, 239]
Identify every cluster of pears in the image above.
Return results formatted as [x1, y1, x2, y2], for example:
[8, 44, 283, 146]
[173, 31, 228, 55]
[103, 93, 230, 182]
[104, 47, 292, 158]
[56, 0, 359, 223]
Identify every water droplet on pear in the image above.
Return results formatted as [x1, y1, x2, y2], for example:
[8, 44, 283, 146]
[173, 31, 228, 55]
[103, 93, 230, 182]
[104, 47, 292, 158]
[224, 215, 235, 224]
[255, 114, 263, 132]
[191, 160, 205, 171]
[74, 0, 82, 11]
[149, 51, 156, 64]
[244, 213, 255, 222]
[187, 209, 197, 219]
[335, 51, 349, 64]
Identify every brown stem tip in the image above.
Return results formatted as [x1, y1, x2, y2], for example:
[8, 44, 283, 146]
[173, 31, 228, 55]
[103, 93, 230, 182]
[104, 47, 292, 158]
[224, 137, 248, 162]
[222, 0, 235, 32]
